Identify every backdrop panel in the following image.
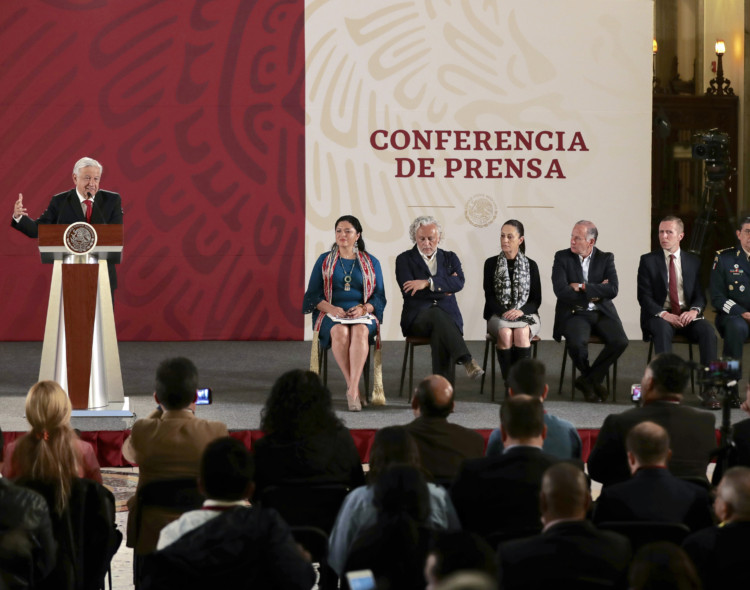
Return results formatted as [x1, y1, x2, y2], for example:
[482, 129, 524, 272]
[1, 0, 305, 341]
[305, 0, 653, 342]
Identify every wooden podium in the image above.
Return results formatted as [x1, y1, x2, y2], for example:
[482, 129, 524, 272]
[37, 224, 126, 411]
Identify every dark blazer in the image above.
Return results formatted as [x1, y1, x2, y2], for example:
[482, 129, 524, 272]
[11, 189, 124, 289]
[593, 467, 714, 532]
[395, 246, 465, 335]
[450, 446, 558, 538]
[403, 416, 484, 482]
[482, 255, 541, 320]
[551, 247, 622, 341]
[587, 401, 716, 487]
[682, 521, 750, 590]
[497, 520, 632, 590]
[731, 418, 750, 468]
[637, 249, 706, 340]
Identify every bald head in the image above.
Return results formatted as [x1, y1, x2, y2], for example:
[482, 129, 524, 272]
[540, 463, 589, 522]
[413, 375, 454, 418]
[716, 467, 750, 522]
[626, 421, 670, 470]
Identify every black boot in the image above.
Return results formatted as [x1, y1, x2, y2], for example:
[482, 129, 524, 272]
[496, 348, 513, 397]
[511, 346, 532, 364]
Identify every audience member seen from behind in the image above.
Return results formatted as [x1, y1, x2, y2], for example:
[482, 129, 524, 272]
[682, 466, 750, 590]
[629, 542, 701, 590]
[593, 421, 714, 532]
[404, 374, 484, 483]
[2, 381, 101, 486]
[328, 425, 460, 576]
[485, 358, 582, 460]
[0, 425, 57, 589]
[587, 352, 716, 487]
[483, 219, 542, 395]
[497, 463, 632, 590]
[254, 369, 365, 494]
[142, 437, 314, 590]
[122, 357, 229, 555]
[157, 437, 255, 550]
[302, 214, 387, 411]
[2, 382, 120, 590]
[451, 394, 559, 539]
[343, 464, 435, 590]
[424, 530, 497, 590]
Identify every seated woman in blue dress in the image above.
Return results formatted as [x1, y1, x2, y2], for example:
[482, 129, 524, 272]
[303, 215, 387, 411]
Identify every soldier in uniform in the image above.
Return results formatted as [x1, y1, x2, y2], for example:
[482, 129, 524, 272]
[709, 216, 750, 408]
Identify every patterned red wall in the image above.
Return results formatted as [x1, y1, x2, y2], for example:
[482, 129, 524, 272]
[1, 0, 305, 341]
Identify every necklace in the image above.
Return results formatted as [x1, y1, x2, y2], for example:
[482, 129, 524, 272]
[342, 257, 356, 291]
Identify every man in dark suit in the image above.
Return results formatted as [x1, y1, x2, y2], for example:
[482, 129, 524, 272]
[682, 466, 750, 590]
[403, 375, 484, 483]
[395, 215, 483, 381]
[638, 215, 718, 408]
[593, 421, 714, 532]
[497, 463, 631, 590]
[552, 220, 628, 402]
[450, 395, 559, 538]
[11, 156, 124, 291]
[587, 353, 716, 487]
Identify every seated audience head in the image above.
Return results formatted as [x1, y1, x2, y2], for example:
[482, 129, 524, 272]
[154, 357, 199, 410]
[641, 353, 689, 402]
[368, 426, 421, 484]
[714, 466, 750, 523]
[507, 358, 548, 399]
[539, 462, 590, 524]
[424, 531, 497, 590]
[629, 541, 701, 590]
[499, 394, 546, 446]
[627, 421, 671, 474]
[260, 369, 341, 437]
[412, 375, 454, 418]
[199, 437, 255, 502]
[13, 380, 79, 513]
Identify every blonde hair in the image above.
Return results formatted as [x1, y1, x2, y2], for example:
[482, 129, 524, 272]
[12, 381, 80, 513]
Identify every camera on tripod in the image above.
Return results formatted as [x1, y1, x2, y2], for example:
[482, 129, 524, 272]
[692, 129, 730, 182]
[697, 357, 740, 388]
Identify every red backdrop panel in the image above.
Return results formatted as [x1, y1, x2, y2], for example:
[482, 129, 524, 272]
[1, 0, 305, 341]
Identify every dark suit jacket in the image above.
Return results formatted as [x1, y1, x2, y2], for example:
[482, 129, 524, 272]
[551, 247, 622, 341]
[592, 467, 714, 532]
[682, 521, 750, 590]
[450, 446, 558, 538]
[497, 520, 632, 590]
[11, 188, 124, 288]
[395, 246, 465, 335]
[731, 418, 750, 468]
[637, 249, 706, 340]
[587, 401, 716, 487]
[403, 416, 484, 482]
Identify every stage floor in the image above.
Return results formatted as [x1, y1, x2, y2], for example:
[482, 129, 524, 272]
[1, 339, 747, 435]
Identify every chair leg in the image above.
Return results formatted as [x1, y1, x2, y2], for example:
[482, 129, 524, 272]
[688, 343, 695, 394]
[408, 343, 415, 403]
[559, 341, 568, 396]
[323, 348, 328, 386]
[480, 339, 490, 395]
[532, 340, 538, 359]
[571, 362, 577, 400]
[647, 340, 654, 363]
[491, 346, 496, 403]
[364, 346, 371, 403]
[612, 360, 617, 402]
[399, 342, 409, 397]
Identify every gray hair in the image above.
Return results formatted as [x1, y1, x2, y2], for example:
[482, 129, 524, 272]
[575, 220, 598, 243]
[408, 216, 443, 243]
[718, 466, 750, 518]
[73, 157, 103, 176]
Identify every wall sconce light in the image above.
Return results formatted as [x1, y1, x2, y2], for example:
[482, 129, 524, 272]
[706, 39, 734, 96]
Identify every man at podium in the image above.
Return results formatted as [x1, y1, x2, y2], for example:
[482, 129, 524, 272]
[11, 156, 124, 290]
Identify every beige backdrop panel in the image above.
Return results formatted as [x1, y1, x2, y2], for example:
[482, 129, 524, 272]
[305, 0, 653, 342]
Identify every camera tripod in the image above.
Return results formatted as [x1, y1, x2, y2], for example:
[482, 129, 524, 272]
[686, 174, 735, 256]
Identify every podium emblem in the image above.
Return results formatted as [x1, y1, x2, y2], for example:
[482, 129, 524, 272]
[63, 222, 98, 255]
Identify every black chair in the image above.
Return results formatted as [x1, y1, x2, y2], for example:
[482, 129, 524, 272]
[558, 336, 617, 402]
[399, 336, 432, 401]
[258, 484, 350, 535]
[319, 341, 372, 404]
[290, 526, 335, 590]
[480, 334, 541, 401]
[133, 478, 204, 588]
[597, 521, 691, 552]
[647, 335, 696, 394]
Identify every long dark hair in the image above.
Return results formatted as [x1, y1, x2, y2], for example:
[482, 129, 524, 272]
[501, 219, 526, 254]
[260, 370, 343, 438]
[367, 426, 421, 484]
[334, 215, 366, 252]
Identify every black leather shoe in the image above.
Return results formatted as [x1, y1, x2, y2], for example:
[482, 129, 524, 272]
[592, 381, 609, 402]
[574, 376, 598, 403]
[699, 389, 721, 410]
[728, 394, 742, 409]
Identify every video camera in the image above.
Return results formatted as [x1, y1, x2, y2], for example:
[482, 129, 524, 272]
[692, 129, 730, 182]
[696, 358, 740, 388]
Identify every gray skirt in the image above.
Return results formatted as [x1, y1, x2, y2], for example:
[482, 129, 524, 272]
[487, 314, 541, 338]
